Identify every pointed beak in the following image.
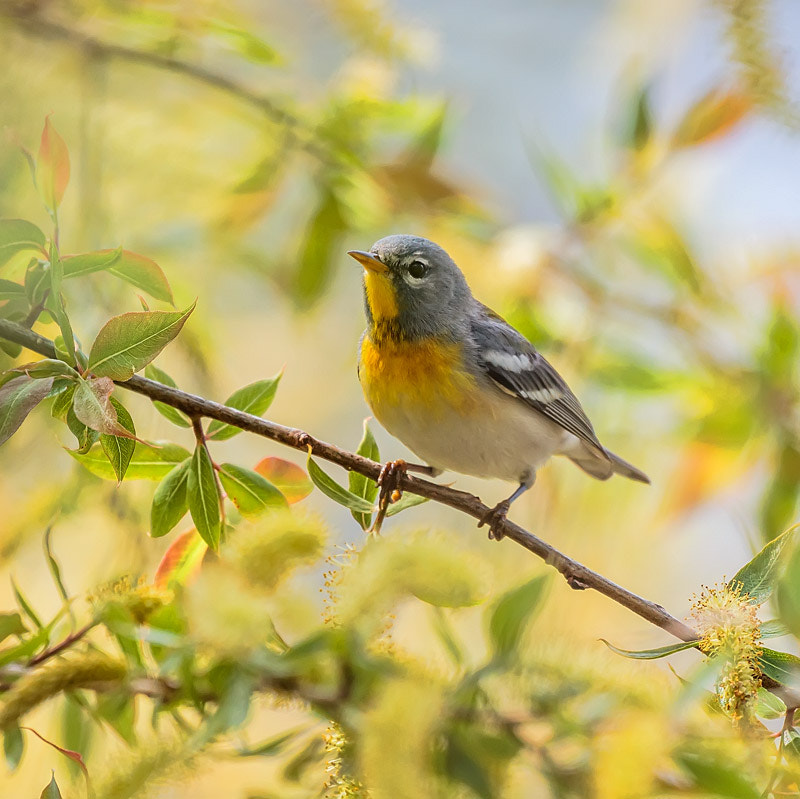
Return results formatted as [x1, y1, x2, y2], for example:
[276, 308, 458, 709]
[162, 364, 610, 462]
[347, 250, 388, 274]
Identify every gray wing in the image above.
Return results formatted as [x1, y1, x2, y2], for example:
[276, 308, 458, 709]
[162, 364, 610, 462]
[470, 304, 607, 456]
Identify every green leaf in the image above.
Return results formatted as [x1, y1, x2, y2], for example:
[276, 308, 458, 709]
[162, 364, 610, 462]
[489, 575, 549, 659]
[236, 727, 304, 757]
[11, 577, 42, 629]
[69, 440, 191, 480]
[61, 248, 122, 278]
[778, 541, 800, 639]
[0, 612, 26, 645]
[40, 772, 63, 799]
[306, 453, 374, 513]
[73, 377, 137, 438]
[108, 250, 174, 304]
[755, 687, 786, 719]
[208, 19, 281, 64]
[729, 524, 797, 604]
[187, 443, 222, 549]
[0, 279, 26, 301]
[759, 619, 789, 639]
[206, 372, 282, 440]
[43, 527, 69, 605]
[95, 691, 137, 745]
[385, 491, 429, 517]
[219, 463, 287, 518]
[254, 457, 312, 503]
[65, 404, 100, 454]
[0, 375, 54, 446]
[38, 115, 70, 211]
[3, 723, 23, 771]
[622, 81, 652, 152]
[0, 219, 46, 264]
[150, 459, 190, 538]
[600, 639, 699, 660]
[100, 397, 137, 481]
[24, 259, 48, 305]
[349, 419, 379, 530]
[676, 751, 760, 798]
[88, 302, 195, 380]
[294, 188, 346, 308]
[758, 647, 800, 684]
[144, 363, 192, 427]
[10, 359, 79, 379]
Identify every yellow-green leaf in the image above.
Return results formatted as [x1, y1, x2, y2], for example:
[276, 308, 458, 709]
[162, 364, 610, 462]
[187, 443, 222, 549]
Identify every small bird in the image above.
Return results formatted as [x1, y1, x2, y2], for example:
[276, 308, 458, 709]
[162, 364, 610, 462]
[348, 234, 649, 538]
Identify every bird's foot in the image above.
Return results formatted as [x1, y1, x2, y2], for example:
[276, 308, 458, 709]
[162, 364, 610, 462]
[478, 499, 511, 541]
[369, 459, 408, 534]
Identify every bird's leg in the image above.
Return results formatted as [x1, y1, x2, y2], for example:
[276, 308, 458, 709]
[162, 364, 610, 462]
[370, 460, 441, 535]
[478, 471, 535, 541]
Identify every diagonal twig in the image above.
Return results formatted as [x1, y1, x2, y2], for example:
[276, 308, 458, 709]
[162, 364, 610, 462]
[0, 316, 797, 709]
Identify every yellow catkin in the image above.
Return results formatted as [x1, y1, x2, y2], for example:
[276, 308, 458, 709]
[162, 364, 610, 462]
[690, 582, 763, 722]
[0, 652, 125, 729]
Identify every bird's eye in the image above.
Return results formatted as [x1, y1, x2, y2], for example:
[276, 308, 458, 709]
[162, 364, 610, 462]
[407, 260, 429, 279]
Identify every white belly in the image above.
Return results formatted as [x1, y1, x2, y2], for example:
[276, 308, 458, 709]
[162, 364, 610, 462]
[375, 386, 573, 482]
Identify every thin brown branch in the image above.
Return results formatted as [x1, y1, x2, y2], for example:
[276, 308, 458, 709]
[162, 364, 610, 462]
[0, 317, 797, 708]
[2, 8, 337, 167]
[27, 621, 95, 667]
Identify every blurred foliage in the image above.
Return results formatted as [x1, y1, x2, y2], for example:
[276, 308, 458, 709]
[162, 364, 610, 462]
[0, 1, 799, 798]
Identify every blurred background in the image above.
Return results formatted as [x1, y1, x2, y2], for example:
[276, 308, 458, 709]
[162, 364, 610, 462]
[1, 0, 800, 795]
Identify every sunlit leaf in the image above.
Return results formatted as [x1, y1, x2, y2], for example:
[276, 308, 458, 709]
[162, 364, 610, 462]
[43, 527, 69, 606]
[88, 302, 195, 380]
[37, 116, 71, 211]
[154, 528, 207, 588]
[777, 542, 800, 640]
[100, 397, 137, 481]
[108, 250, 174, 304]
[294, 188, 346, 308]
[11, 577, 43, 629]
[489, 575, 549, 659]
[758, 647, 800, 684]
[254, 457, 312, 503]
[0, 375, 54, 446]
[755, 687, 786, 719]
[61, 248, 122, 278]
[0, 279, 27, 301]
[68, 440, 191, 480]
[600, 638, 699, 659]
[72, 377, 137, 438]
[728, 524, 797, 604]
[219, 463, 287, 517]
[349, 418, 379, 529]
[39, 772, 63, 799]
[206, 372, 282, 440]
[0, 219, 47, 264]
[0, 612, 26, 645]
[187, 443, 222, 549]
[150, 459, 190, 538]
[759, 619, 789, 639]
[306, 453, 374, 513]
[144, 363, 192, 427]
[3, 723, 23, 771]
[671, 87, 752, 149]
[10, 359, 79, 380]
[208, 19, 281, 64]
[676, 751, 760, 798]
[385, 491, 428, 517]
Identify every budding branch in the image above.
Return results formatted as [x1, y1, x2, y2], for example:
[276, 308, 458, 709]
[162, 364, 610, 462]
[0, 317, 796, 708]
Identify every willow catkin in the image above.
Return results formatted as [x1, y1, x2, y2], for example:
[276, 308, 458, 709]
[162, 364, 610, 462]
[0, 652, 126, 729]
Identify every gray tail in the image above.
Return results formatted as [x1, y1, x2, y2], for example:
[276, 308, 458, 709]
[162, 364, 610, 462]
[606, 449, 650, 484]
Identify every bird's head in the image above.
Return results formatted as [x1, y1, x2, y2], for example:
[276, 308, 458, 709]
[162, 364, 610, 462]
[348, 234, 472, 339]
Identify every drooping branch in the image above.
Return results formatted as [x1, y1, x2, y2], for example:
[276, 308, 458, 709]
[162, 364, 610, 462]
[1, 8, 336, 167]
[0, 317, 796, 708]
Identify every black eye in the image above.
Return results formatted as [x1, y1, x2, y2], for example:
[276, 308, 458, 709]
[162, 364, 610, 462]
[407, 260, 428, 279]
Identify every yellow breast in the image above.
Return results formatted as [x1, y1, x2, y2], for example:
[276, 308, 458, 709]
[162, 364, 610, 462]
[359, 335, 478, 419]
